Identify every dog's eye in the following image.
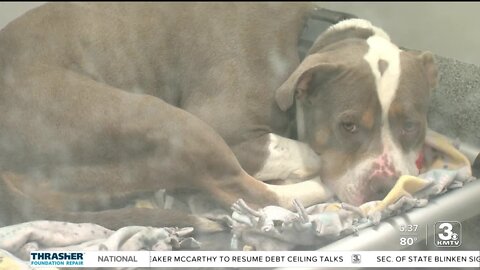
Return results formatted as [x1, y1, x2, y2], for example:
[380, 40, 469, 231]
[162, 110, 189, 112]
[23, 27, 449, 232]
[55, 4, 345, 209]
[342, 121, 358, 133]
[402, 121, 418, 135]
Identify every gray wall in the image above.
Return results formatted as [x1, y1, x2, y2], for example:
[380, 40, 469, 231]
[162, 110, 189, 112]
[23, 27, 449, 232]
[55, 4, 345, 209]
[320, 2, 480, 65]
[0, 2, 45, 29]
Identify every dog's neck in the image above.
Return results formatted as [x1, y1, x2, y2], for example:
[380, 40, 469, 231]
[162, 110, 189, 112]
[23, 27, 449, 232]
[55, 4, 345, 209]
[295, 98, 306, 142]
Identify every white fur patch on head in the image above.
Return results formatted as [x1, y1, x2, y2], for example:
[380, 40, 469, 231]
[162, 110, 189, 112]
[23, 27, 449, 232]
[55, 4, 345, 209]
[364, 35, 401, 157]
[325, 18, 391, 41]
[362, 33, 418, 178]
[364, 35, 400, 118]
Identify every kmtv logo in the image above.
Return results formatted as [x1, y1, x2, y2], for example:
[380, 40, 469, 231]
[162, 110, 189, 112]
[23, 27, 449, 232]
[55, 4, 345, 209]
[434, 221, 462, 247]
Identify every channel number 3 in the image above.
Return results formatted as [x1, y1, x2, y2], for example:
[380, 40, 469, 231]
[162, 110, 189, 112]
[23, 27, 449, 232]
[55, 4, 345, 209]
[437, 222, 458, 241]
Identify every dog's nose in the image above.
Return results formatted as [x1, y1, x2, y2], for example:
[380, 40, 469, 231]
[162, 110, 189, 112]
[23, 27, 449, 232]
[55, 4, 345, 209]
[367, 174, 398, 201]
[363, 153, 401, 201]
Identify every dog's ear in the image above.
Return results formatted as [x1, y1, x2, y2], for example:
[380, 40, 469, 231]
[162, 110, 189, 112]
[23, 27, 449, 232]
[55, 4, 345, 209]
[275, 53, 339, 111]
[418, 51, 438, 93]
[403, 49, 438, 94]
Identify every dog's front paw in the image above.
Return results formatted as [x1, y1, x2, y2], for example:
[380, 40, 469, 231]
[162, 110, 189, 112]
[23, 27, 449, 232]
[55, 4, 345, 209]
[191, 216, 225, 233]
[253, 134, 321, 182]
[231, 199, 266, 228]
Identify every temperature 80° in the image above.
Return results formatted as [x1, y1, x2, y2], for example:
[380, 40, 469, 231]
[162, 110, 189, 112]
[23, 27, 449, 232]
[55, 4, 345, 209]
[400, 237, 418, 246]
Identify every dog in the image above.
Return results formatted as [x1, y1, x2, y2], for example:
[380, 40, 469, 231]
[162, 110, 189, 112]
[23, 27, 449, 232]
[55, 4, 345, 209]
[0, 3, 437, 233]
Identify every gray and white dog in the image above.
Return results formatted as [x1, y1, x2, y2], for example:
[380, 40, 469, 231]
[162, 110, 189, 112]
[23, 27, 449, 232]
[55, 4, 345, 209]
[0, 3, 436, 232]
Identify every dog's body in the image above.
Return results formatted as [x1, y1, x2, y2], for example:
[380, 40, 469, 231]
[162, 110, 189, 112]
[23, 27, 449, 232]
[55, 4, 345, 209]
[0, 3, 437, 232]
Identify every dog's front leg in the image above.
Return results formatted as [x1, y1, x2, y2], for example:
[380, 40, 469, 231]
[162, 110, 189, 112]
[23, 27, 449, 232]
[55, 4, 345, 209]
[255, 133, 322, 182]
[266, 176, 334, 209]
[232, 133, 334, 207]
[233, 133, 321, 182]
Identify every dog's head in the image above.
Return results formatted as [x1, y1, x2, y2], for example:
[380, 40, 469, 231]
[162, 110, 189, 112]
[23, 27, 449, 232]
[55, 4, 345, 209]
[276, 19, 437, 205]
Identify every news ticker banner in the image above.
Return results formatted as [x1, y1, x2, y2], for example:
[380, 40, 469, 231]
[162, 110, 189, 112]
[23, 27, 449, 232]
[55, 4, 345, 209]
[30, 250, 480, 268]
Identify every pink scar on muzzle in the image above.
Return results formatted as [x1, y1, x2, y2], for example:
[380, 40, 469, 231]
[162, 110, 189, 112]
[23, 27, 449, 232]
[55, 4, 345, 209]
[370, 153, 397, 178]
